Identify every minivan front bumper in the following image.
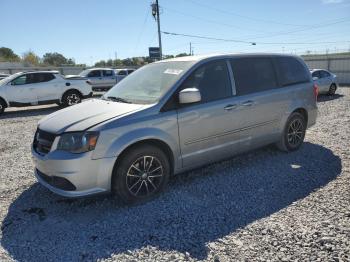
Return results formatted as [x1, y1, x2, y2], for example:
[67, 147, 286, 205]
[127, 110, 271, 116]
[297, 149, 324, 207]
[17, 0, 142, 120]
[32, 146, 117, 197]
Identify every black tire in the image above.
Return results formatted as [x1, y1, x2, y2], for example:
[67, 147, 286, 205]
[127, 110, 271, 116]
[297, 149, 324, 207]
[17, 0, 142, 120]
[328, 83, 337, 96]
[62, 90, 82, 107]
[0, 99, 5, 115]
[277, 112, 306, 152]
[112, 145, 170, 204]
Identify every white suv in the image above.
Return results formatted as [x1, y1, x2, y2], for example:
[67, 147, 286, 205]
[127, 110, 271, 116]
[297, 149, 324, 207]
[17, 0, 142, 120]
[0, 71, 92, 115]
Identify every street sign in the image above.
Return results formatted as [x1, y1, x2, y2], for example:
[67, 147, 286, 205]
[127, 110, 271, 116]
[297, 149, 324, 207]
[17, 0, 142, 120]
[149, 47, 160, 59]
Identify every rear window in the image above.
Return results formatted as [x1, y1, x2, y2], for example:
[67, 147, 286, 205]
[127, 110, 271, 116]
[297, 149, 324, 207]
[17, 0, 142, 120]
[230, 57, 278, 95]
[274, 57, 309, 86]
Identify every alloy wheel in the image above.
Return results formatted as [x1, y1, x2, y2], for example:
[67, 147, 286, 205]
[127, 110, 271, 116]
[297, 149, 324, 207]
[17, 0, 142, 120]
[287, 118, 304, 147]
[126, 156, 164, 197]
[67, 94, 81, 105]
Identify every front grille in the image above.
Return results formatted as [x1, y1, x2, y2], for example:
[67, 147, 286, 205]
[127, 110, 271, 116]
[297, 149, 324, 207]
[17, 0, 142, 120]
[33, 129, 56, 155]
[36, 169, 76, 191]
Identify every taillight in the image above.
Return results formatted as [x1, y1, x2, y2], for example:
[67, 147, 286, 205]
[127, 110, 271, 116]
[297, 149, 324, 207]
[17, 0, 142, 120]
[313, 84, 319, 100]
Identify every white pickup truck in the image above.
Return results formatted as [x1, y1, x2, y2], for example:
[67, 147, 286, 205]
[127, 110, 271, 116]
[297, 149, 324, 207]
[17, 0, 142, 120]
[0, 71, 92, 115]
[66, 68, 136, 91]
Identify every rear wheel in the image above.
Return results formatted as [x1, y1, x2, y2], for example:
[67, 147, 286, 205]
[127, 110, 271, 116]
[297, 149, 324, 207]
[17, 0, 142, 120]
[62, 90, 82, 107]
[112, 145, 170, 204]
[277, 112, 306, 152]
[328, 83, 337, 95]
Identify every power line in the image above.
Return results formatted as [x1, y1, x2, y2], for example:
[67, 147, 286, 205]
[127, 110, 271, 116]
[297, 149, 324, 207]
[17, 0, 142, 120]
[242, 17, 350, 40]
[161, 6, 273, 34]
[186, 0, 309, 27]
[134, 6, 151, 53]
[162, 31, 350, 45]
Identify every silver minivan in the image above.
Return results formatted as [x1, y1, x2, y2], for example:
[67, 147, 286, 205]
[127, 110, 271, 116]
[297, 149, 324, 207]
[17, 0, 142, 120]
[32, 54, 318, 203]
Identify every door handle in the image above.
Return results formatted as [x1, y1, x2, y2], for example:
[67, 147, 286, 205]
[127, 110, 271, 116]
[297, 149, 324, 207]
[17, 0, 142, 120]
[241, 100, 254, 106]
[224, 104, 237, 111]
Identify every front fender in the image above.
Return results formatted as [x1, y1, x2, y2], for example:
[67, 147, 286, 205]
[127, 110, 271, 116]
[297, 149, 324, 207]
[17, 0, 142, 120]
[92, 127, 181, 170]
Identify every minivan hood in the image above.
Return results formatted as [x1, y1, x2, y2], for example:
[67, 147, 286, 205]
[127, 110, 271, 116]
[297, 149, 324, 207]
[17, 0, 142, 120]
[38, 99, 145, 134]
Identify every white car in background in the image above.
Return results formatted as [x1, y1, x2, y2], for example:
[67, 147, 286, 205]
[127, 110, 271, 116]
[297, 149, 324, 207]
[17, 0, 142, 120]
[0, 71, 92, 115]
[67, 68, 117, 91]
[115, 68, 135, 83]
[311, 69, 338, 95]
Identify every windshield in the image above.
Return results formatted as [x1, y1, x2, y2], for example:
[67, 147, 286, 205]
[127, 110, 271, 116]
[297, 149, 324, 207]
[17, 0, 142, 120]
[104, 61, 194, 104]
[78, 69, 90, 77]
[0, 72, 22, 85]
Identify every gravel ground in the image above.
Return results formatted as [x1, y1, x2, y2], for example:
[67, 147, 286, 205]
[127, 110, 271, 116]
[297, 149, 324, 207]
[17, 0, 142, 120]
[0, 88, 349, 262]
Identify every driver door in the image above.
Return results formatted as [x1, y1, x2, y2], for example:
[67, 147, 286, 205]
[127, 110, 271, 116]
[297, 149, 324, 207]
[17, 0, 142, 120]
[6, 74, 38, 104]
[177, 59, 241, 168]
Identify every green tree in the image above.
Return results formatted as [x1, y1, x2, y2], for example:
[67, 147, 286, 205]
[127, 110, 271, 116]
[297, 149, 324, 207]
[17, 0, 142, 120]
[22, 50, 40, 65]
[94, 60, 106, 67]
[175, 53, 189, 57]
[42, 52, 68, 66]
[0, 47, 20, 62]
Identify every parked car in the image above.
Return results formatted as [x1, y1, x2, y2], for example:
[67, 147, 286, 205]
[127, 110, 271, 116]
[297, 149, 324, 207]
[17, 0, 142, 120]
[115, 68, 135, 83]
[310, 69, 338, 95]
[32, 53, 317, 203]
[66, 68, 117, 92]
[0, 71, 92, 115]
[0, 72, 10, 80]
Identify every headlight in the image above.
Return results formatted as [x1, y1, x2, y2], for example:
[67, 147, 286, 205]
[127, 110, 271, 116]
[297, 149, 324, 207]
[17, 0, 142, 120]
[57, 132, 99, 153]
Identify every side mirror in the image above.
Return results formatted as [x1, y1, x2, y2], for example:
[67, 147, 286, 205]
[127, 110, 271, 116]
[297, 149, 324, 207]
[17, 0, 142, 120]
[179, 88, 201, 104]
[312, 76, 318, 81]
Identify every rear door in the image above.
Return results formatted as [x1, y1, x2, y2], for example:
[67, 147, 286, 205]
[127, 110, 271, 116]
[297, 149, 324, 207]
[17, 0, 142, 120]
[229, 56, 284, 149]
[32, 73, 59, 101]
[102, 69, 116, 87]
[177, 59, 242, 167]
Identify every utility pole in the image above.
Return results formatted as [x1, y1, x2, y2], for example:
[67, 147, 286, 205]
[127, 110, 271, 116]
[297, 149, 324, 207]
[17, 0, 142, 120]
[189, 42, 192, 56]
[151, 1, 163, 60]
[155, 0, 162, 60]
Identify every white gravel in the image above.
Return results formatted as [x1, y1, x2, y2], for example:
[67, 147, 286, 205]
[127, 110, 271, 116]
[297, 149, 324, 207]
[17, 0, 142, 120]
[0, 88, 349, 262]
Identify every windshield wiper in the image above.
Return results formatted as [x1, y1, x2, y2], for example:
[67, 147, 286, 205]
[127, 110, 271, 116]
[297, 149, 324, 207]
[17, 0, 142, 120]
[105, 96, 132, 103]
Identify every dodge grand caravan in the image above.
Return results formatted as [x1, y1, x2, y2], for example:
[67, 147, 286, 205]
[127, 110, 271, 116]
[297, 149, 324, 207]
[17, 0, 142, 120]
[32, 53, 318, 203]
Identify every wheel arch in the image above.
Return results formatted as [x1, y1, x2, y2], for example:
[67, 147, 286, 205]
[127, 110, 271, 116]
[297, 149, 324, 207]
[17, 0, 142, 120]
[292, 107, 308, 126]
[0, 96, 9, 107]
[111, 138, 175, 179]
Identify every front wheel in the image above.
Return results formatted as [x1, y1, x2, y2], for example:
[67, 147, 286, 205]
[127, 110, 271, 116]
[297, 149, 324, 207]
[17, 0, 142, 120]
[112, 145, 170, 204]
[62, 91, 82, 107]
[277, 112, 306, 152]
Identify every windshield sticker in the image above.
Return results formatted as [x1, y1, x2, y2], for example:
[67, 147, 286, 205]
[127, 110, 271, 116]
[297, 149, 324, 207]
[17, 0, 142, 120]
[164, 69, 183, 75]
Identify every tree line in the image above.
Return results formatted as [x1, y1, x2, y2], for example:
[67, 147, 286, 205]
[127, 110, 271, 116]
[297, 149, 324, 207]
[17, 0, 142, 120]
[0, 47, 190, 68]
[94, 53, 189, 67]
[0, 47, 81, 67]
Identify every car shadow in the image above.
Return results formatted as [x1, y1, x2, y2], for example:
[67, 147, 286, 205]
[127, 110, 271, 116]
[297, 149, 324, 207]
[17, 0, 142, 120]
[0, 106, 59, 119]
[1, 142, 341, 261]
[317, 94, 344, 102]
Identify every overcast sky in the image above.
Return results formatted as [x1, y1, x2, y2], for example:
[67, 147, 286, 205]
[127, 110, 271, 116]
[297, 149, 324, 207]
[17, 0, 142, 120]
[1, 0, 350, 65]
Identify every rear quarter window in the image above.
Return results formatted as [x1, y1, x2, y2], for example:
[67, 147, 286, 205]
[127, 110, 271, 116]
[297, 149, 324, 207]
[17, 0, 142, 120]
[274, 57, 310, 86]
